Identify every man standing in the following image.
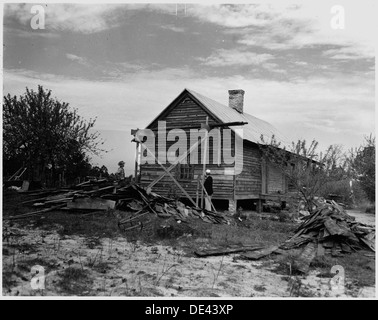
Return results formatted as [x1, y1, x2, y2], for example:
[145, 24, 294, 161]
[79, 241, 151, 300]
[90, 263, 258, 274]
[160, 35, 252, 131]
[204, 169, 213, 211]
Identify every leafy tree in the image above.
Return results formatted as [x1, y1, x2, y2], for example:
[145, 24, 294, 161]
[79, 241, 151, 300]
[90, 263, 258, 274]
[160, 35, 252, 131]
[349, 134, 375, 203]
[88, 165, 109, 179]
[100, 165, 109, 178]
[3, 85, 105, 184]
[259, 136, 348, 212]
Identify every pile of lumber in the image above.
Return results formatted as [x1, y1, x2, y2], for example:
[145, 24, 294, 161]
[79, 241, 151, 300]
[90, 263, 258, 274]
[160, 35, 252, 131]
[116, 184, 231, 226]
[278, 201, 375, 273]
[7, 181, 231, 225]
[281, 201, 375, 253]
[237, 202, 375, 274]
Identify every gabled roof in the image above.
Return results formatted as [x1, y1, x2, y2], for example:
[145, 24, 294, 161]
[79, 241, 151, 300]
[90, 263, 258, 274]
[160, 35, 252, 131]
[146, 88, 289, 146]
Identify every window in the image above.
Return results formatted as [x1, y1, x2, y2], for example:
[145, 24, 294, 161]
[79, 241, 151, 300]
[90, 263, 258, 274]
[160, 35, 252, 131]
[177, 155, 194, 180]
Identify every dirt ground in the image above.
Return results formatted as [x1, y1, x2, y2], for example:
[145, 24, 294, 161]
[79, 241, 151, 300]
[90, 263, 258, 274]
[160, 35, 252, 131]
[3, 221, 291, 297]
[2, 197, 375, 298]
[347, 209, 375, 226]
[2, 221, 375, 298]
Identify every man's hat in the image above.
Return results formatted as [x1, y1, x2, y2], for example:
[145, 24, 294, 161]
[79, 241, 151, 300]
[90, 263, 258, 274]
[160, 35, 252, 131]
[206, 169, 211, 174]
[118, 161, 125, 166]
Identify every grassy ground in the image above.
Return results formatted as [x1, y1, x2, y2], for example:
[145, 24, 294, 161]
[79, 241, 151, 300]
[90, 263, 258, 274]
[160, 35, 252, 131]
[2, 190, 375, 296]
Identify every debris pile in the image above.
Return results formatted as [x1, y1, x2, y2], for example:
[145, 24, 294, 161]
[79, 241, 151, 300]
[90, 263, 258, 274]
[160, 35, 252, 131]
[281, 201, 375, 253]
[237, 201, 375, 273]
[111, 184, 232, 227]
[278, 201, 375, 273]
[6, 181, 232, 226]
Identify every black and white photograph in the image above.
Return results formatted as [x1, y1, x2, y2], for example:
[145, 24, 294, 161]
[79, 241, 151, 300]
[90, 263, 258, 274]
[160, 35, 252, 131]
[1, 0, 376, 301]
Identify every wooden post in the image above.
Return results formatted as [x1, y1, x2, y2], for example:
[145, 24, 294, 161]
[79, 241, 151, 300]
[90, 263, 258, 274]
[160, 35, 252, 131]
[134, 142, 140, 183]
[257, 199, 263, 213]
[196, 174, 200, 207]
[201, 117, 209, 209]
[261, 159, 267, 194]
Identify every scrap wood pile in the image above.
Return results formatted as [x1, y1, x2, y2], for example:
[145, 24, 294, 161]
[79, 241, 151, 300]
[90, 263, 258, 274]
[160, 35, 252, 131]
[281, 201, 375, 253]
[198, 201, 375, 275]
[5, 179, 117, 220]
[6, 180, 231, 226]
[114, 184, 232, 228]
[276, 201, 375, 273]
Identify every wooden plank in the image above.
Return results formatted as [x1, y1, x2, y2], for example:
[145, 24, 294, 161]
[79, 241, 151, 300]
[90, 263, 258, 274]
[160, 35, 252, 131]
[6, 204, 67, 220]
[35, 197, 74, 205]
[75, 180, 91, 187]
[324, 218, 347, 236]
[331, 242, 342, 257]
[293, 241, 317, 274]
[20, 180, 30, 192]
[360, 237, 375, 252]
[194, 246, 264, 257]
[83, 185, 114, 195]
[67, 198, 116, 210]
[340, 243, 352, 254]
[317, 242, 325, 257]
[240, 246, 279, 260]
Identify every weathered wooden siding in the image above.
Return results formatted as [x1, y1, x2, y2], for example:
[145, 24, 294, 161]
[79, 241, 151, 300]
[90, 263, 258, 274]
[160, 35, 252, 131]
[266, 162, 286, 194]
[150, 96, 219, 131]
[140, 164, 235, 200]
[235, 142, 262, 199]
[140, 94, 236, 200]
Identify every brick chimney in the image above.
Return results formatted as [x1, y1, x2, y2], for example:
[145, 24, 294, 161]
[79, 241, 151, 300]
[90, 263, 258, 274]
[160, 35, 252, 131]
[228, 89, 245, 113]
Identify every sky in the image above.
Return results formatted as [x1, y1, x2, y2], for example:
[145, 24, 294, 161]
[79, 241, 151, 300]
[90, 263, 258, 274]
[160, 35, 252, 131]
[2, 0, 376, 175]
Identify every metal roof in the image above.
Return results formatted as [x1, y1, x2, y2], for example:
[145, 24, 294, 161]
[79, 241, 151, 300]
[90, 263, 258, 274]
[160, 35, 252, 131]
[187, 89, 289, 145]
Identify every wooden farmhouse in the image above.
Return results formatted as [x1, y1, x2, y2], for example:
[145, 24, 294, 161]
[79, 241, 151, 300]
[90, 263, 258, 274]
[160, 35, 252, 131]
[138, 88, 295, 213]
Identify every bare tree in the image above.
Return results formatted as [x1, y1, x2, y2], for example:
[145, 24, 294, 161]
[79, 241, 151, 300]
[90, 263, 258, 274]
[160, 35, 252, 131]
[259, 135, 347, 212]
[348, 134, 375, 204]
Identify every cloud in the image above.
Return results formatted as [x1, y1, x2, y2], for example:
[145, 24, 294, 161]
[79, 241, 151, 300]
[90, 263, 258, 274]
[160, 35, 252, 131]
[294, 61, 308, 66]
[188, 3, 279, 28]
[199, 49, 274, 67]
[4, 3, 182, 34]
[3, 26, 61, 39]
[198, 49, 287, 74]
[3, 63, 374, 172]
[4, 3, 129, 34]
[4, 65, 374, 143]
[323, 47, 375, 60]
[187, 3, 375, 61]
[161, 24, 185, 33]
[66, 53, 91, 67]
[5, 2, 374, 62]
